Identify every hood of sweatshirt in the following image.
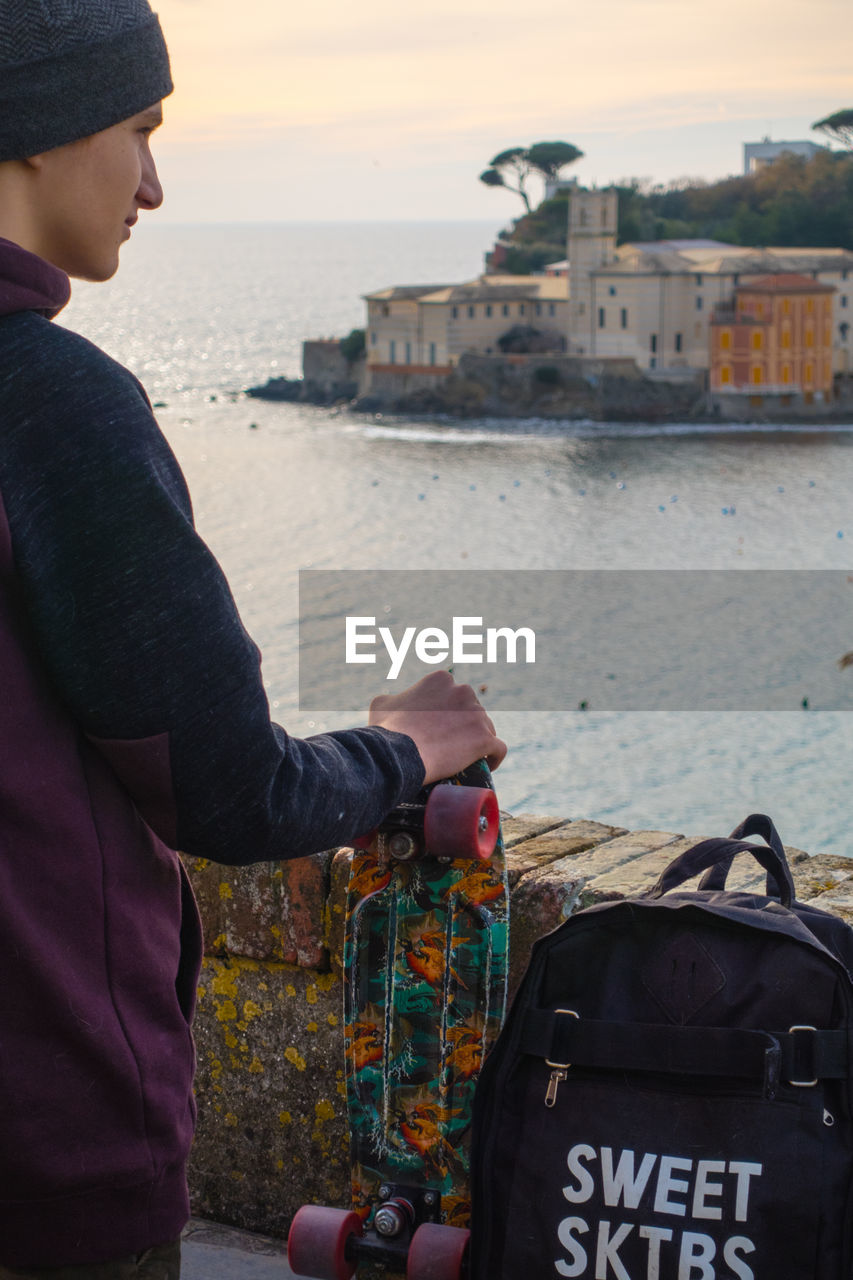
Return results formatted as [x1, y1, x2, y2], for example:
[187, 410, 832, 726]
[0, 237, 70, 318]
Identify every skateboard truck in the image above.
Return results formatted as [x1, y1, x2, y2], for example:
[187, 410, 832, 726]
[288, 1187, 470, 1279]
[355, 784, 500, 864]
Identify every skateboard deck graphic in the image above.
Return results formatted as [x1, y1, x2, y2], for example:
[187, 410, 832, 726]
[288, 760, 508, 1279]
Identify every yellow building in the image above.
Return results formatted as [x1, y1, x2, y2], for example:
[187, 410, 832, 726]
[364, 275, 569, 382]
[709, 274, 835, 404]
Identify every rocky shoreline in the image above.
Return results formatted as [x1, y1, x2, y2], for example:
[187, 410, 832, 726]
[247, 360, 853, 426]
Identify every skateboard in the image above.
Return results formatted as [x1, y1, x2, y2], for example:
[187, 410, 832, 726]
[288, 759, 509, 1280]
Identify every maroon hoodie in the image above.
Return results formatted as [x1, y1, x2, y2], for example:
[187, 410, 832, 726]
[0, 238, 424, 1265]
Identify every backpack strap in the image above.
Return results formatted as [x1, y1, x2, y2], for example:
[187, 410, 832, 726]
[698, 814, 792, 898]
[647, 814, 795, 907]
[520, 1007, 848, 1092]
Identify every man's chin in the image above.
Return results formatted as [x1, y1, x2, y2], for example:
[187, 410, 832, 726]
[70, 254, 120, 283]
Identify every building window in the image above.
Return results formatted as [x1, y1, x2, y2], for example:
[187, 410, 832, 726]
[844, 269, 849, 281]
[756, 302, 764, 319]
[720, 329, 731, 350]
[781, 329, 791, 348]
[548, 303, 556, 316]
[608, 286, 617, 296]
[675, 332, 682, 353]
[752, 330, 763, 350]
[620, 308, 628, 329]
[451, 306, 458, 319]
[535, 302, 542, 316]
[807, 297, 815, 314]
[751, 365, 762, 385]
[841, 322, 850, 341]
[502, 304, 509, 317]
[696, 296, 703, 311]
[806, 329, 814, 347]
[579, 208, 588, 227]
[650, 356, 657, 370]
[429, 343, 436, 365]
[382, 304, 390, 316]
[650, 333, 657, 353]
[389, 340, 396, 364]
[842, 295, 849, 309]
[467, 305, 475, 318]
[598, 307, 606, 329]
[720, 365, 731, 385]
[578, 302, 586, 315]
[519, 304, 526, 316]
[405, 341, 411, 364]
[485, 303, 492, 317]
[782, 297, 791, 315]
[695, 274, 703, 286]
[782, 364, 791, 384]
[805, 362, 814, 384]
[370, 332, 377, 345]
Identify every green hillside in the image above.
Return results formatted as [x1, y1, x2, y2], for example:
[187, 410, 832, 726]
[495, 150, 853, 274]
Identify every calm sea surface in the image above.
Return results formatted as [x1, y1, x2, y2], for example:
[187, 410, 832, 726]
[59, 222, 853, 856]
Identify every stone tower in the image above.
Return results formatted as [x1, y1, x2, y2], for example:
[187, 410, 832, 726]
[568, 189, 618, 355]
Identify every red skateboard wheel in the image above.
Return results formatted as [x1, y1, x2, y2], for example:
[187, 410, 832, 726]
[287, 1204, 362, 1280]
[407, 1223, 471, 1280]
[424, 785, 499, 861]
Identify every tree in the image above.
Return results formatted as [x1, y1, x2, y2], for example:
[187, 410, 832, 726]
[480, 140, 584, 212]
[813, 108, 853, 149]
[526, 141, 584, 180]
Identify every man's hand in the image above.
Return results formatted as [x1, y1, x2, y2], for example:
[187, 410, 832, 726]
[368, 670, 507, 786]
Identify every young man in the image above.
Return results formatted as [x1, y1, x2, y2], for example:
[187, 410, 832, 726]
[0, 2, 505, 1274]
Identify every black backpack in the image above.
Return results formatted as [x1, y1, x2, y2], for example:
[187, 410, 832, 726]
[470, 815, 853, 1279]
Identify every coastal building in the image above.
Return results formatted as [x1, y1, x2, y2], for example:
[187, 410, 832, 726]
[363, 274, 569, 388]
[566, 190, 853, 381]
[742, 138, 825, 174]
[709, 274, 835, 405]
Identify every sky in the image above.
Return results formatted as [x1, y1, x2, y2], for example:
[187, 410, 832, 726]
[151, 0, 853, 223]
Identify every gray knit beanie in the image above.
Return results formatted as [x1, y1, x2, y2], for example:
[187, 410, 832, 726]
[0, 0, 173, 161]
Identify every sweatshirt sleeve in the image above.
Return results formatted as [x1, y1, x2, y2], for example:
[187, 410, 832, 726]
[0, 318, 425, 863]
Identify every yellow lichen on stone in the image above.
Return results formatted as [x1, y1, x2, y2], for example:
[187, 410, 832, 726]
[315, 1100, 336, 1122]
[248, 1056, 264, 1074]
[317, 973, 337, 993]
[218, 882, 233, 900]
[306, 985, 318, 1006]
[210, 1058, 223, 1082]
[210, 967, 238, 999]
[328, 1013, 339, 1027]
[336, 1080, 347, 1098]
[307, 1022, 318, 1033]
[243, 999, 263, 1022]
[224, 1030, 238, 1049]
[285, 984, 297, 998]
[216, 999, 237, 1023]
[285, 1047, 307, 1072]
[225, 1112, 238, 1127]
[279, 1111, 292, 1126]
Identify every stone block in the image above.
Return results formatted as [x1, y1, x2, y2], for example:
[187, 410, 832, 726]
[506, 820, 626, 888]
[184, 853, 334, 970]
[190, 956, 347, 1238]
[501, 813, 568, 848]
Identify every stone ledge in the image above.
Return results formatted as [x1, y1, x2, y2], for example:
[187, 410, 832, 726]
[186, 815, 851, 1240]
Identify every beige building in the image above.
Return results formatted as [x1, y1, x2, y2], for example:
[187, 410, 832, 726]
[364, 275, 569, 379]
[567, 189, 853, 378]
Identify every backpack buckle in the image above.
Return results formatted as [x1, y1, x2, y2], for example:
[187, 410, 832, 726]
[544, 1010, 579, 1108]
[545, 1008, 579, 1070]
[788, 1025, 818, 1087]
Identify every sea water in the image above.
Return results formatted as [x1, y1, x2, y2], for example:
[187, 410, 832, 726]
[59, 222, 853, 855]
